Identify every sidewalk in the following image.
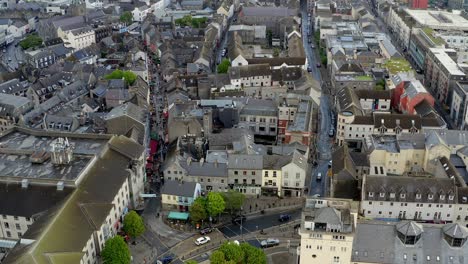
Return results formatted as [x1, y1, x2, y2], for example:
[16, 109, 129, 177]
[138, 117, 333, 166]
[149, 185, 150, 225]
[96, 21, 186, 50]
[144, 212, 194, 248]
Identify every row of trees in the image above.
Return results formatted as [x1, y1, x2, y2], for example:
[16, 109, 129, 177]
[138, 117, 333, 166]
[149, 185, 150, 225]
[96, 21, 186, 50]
[190, 191, 245, 223]
[210, 242, 267, 264]
[101, 211, 145, 264]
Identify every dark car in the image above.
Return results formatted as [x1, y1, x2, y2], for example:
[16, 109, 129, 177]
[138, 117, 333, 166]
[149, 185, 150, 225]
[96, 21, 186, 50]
[316, 63, 321, 68]
[200, 227, 213, 235]
[279, 214, 291, 222]
[232, 215, 247, 224]
[158, 255, 173, 264]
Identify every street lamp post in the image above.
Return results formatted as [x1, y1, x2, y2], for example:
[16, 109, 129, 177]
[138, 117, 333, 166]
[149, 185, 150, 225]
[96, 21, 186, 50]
[240, 206, 243, 241]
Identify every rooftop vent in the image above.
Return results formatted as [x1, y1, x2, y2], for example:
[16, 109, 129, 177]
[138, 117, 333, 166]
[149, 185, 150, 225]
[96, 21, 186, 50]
[21, 179, 28, 189]
[57, 181, 64, 191]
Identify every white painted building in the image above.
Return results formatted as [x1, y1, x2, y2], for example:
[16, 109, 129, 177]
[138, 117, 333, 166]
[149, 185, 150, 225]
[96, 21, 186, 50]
[281, 151, 308, 197]
[132, 5, 153, 22]
[299, 198, 356, 264]
[61, 27, 96, 51]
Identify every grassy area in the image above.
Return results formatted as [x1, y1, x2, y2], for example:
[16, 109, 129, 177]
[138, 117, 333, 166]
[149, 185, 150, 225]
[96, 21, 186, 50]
[384, 58, 413, 75]
[422, 27, 445, 46]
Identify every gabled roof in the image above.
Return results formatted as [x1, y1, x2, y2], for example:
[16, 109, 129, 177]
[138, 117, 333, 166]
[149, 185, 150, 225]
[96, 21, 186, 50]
[161, 180, 198, 197]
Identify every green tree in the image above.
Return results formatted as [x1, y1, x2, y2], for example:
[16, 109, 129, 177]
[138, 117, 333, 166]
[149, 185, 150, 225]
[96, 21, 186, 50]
[120, 11, 133, 24]
[123, 210, 145, 238]
[273, 48, 280, 57]
[222, 190, 245, 215]
[217, 58, 230, 73]
[240, 243, 266, 264]
[219, 242, 244, 263]
[101, 236, 131, 264]
[185, 260, 198, 264]
[19, 34, 43, 50]
[189, 197, 207, 222]
[210, 250, 226, 264]
[105, 70, 137, 85]
[207, 192, 225, 217]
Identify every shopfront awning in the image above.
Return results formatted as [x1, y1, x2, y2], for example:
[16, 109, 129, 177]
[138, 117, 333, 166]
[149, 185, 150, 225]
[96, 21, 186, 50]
[168, 211, 189, 221]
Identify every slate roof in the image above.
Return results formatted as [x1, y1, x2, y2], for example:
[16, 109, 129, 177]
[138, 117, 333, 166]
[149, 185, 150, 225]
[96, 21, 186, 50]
[263, 155, 293, 170]
[161, 180, 198, 197]
[352, 221, 468, 264]
[363, 175, 457, 203]
[240, 98, 277, 116]
[241, 7, 296, 17]
[229, 64, 271, 79]
[228, 154, 263, 169]
[179, 159, 228, 177]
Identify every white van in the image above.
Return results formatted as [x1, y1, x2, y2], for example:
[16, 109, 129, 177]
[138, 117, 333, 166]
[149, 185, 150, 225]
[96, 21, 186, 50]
[317, 172, 322, 181]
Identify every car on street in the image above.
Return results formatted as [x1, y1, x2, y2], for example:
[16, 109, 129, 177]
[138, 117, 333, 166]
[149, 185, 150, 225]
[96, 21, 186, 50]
[195, 236, 211, 246]
[261, 238, 280, 248]
[2, 49, 5, 53]
[311, 44, 315, 48]
[316, 63, 321, 67]
[328, 160, 332, 168]
[317, 172, 322, 181]
[157, 255, 174, 264]
[328, 128, 334, 137]
[232, 215, 247, 224]
[200, 227, 213, 235]
[278, 214, 291, 222]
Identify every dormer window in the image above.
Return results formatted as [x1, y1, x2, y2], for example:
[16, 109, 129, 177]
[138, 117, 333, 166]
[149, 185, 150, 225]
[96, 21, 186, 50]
[390, 193, 395, 198]
[449, 195, 454, 201]
[428, 194, 434, 200]
[380, 192, 385, 198]
[440, 195, 445, 200]
[400, 193, 406, 199]
[368, 192, 374, 197]
[416, 194, 422, 199]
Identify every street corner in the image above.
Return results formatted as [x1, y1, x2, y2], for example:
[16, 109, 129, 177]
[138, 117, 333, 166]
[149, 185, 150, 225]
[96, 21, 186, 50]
[129, 237, 156, 264]
[170, 229, 226, 259]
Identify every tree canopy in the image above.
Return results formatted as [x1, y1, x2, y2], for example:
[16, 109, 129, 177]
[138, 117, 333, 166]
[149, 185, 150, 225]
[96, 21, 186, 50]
[120, 11, 133, 24]
[210, 242, 266, 264]
[207, 192, 225, 217]
[222, 190, 245, 215]
[105, 70, 137, 85]
[189, 197, 208, 222]
[19, 34, 43, 50]
[217, 59, 230, 73]
[175, 15, 207, 28]
[123, 210, 145, 238]
[101, 236, 131, 264]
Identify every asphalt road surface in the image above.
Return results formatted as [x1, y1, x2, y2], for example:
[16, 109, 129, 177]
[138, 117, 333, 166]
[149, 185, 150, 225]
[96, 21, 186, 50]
[218, 209, 301, 238]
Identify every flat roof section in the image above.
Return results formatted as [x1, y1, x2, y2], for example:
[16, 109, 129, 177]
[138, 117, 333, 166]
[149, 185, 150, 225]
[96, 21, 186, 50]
[0, 131, 107, 156]
[0, 153, 91, 182]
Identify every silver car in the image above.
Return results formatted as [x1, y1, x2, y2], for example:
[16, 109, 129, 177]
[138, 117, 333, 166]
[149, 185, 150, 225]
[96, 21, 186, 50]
[261, 238, 279, 248]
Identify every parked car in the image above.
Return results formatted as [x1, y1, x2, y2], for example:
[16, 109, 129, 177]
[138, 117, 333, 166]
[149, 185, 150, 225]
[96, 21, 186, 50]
[157, 255, 174, 264]
[311, 44, 315, 48]
[261, 238, 280, 248]
[279, 214, 291, 222]
[317, 172, 322, 181]
[232, 215, 247, 224]
[328, 160, 332, 168]
[316, 63, 321, 67]
[328, 128, 334, 137]
[195, 236, 211, 246]
[200, 227, 213, 235]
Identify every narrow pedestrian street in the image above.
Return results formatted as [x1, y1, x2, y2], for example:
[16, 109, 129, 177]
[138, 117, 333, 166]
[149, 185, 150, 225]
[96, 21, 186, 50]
[300, 0, 334, 197]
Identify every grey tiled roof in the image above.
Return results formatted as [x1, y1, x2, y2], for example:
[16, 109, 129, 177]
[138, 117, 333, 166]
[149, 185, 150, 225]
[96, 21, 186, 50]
[353, 221, 468, 264]
[161, 180, 198, 197]
[228, 154, 263, 169]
